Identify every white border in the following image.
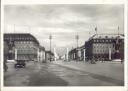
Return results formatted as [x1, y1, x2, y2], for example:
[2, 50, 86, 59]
[1, 0, 127, 91]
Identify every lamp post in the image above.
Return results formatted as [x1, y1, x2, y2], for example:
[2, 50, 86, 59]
[75, 34, 79, 61]
[49, 35, 52, 62]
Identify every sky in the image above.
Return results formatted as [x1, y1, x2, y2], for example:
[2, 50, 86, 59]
[4, 4, 124, 56]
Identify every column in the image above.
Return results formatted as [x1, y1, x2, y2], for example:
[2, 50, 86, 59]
[15, 48, 17, 60]
[67, 48, 69, 61]
[54, 48, 56, 61]
[37, 48, 40, 62]
[74, 53, 75, 60]
[44, 52, 46, 62]
[109, 48, 111, 60]
[84, 49, 85, 62]
[40, 51, 42, 62]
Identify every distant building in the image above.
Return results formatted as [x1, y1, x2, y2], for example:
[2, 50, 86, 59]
[45, 51, 54, 61]
[85, 34, 124, 61]
[78, 45, 85, 61]
[68, 48, 77, 60]
[4, 33, 40, 61]
[38, 46, 45, 62]
[68, 45, 85, 61]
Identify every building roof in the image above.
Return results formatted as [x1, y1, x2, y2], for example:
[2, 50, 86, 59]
[89, 34, 124, 40]
[39, 45, 45, 51]
[4, 33, 39, 45]
[45, 51, 54, 55]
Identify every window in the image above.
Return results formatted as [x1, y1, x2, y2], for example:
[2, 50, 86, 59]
[113, 44, 114, 48]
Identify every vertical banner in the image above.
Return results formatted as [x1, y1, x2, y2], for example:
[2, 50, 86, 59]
[84, 49, 85, 61]
[109, 48, 111, 60]
[67, 48, 68, 61]
[15, 48, 17, 60]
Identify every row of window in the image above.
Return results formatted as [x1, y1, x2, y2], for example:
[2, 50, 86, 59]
[5, 37, 33, 40]
[93, 45, 114, 49]
[93, 39, 113, 42]
[15, 45, 35, 49]
[17, 50, 37, 54]
[15, 41, 33, 44]
[93, 49, 115, 53]
[93, 43, 115, 48]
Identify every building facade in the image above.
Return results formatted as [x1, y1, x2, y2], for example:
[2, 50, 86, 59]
[4, 33, 40, 61]
[68, 45, 85, 61]
[68, 48, 77, 60]
[38, 46, 46, 62]
[45, 51, 54, 62]
[4, 41, 9, 61]
[85, 34, 124, 61]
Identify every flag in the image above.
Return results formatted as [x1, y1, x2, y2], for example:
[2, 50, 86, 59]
[95, 27, 97, 32]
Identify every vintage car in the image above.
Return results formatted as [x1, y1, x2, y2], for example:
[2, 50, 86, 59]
[14, 60, 26, 68]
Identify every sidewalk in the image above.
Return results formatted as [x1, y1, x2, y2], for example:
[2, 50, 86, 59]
[52, 60, 124, 82]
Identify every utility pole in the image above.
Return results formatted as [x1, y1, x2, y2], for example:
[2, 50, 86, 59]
[49, 34, 52, 62]
[75, 34, 79, 61]
[118, 26, 119, 36]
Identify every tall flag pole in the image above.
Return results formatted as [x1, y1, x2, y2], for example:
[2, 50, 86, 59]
[118, 26, 119, 36]
[89, 31, 90, 38]
[95, 27, 97, 35]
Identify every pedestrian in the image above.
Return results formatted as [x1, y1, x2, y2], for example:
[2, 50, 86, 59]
[4, 61, 8, 72]
[4, 58, 8, 72]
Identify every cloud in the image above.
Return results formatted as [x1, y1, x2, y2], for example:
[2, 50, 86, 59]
[4, 4, 124, 56]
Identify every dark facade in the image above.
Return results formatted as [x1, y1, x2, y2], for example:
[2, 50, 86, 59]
[4, 41, 9, 61]
[45, 51, 54, 61]
[68, 48, 77, 60]
[85, 34, 124, 61]
[68, 45, 85, 61]
[4, 33, 40, 61]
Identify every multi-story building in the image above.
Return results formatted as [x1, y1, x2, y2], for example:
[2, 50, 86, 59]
[85, 34, 124, 61]
[4, 33, 40, 61]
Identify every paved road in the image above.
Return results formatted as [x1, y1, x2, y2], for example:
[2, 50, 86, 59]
[4, 61, 123, 86]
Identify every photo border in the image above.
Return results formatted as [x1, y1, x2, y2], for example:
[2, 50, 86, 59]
[1, 0, 127, 91]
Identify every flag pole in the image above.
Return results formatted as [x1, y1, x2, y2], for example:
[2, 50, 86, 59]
[118, 26, 119, 36]
[95, 27, 97, 37]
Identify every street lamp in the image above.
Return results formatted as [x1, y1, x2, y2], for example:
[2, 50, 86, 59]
[49, 34, 52, 62]
[75, 34, 79, 61]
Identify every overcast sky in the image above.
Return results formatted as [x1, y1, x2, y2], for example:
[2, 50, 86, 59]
[4, 4, 124, 56]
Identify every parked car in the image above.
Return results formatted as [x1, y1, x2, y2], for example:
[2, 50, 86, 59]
[14, 60, 26, 68]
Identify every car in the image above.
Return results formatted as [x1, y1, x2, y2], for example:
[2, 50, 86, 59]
[14, 60, 26, 68]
